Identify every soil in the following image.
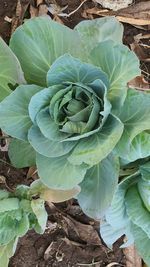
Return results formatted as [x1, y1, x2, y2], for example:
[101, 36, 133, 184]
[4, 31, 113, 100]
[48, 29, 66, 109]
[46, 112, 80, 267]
[0, 0, 149, 266]
[0, 0, 17, 43]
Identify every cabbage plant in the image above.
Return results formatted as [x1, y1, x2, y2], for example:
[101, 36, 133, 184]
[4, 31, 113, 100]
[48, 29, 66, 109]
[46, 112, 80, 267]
[100, 160, 150, 266]
[0, 16, 150, 262]
[0, 16, 144, 214]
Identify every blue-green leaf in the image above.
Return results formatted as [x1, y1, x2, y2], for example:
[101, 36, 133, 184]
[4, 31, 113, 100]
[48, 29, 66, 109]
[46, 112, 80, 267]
[36, 153, 88, 190]
[125, 185, 150, 238]
[8, 139, 36, 168]
[10, 17, 84, 87]
[28, 86, 60, 123]
[120, 131, 150, 163]
[78, 153, 119, 219]
[36, 108, 69, 141]
[90, 41, 140, 113]
[75, 17, 123, 52]
[0, 37, 25, 101]
[68, 114, 123, 166]
[0, 85, 42, 140]
[47, 54, 109, 88]
[131, 223, 150, 266]
[116, 89, 150, 161]
[28, 125, 76, 157]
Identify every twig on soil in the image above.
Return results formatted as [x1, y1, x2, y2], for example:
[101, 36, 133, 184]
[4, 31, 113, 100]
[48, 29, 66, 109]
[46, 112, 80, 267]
[0, 175, 14, 192]
[0, 159, 12, 167]
[59, 0, 88, 17]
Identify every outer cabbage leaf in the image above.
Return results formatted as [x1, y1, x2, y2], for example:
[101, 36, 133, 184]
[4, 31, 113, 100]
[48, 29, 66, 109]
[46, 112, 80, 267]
[75, 16, 123, 52]
[138, 163, 150, 212]
[10, 17, 85, 87]
[116, 89, 150, 161]
[36, 153, 88, 190]
[0, 85, 42, 140]
[131, 223, 150, 266]
[90, 41, 140, 112]
[100, 172, 140, 248]
[8, 139, 36, 168]
[120, 131, 150, 163]
[0, 37, 25, 101]
[125, 185, 150, 238]
[28, 125, 76, 157]
[100, 220, 134, 249]
[77, 153, 119, 219]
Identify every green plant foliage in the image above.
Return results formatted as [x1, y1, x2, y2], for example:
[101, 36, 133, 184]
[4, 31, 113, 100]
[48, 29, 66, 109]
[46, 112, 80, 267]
[0, 16, 150, 264]
[100, 161, 150, 266]
[0, 183, 47, 266]
[0, 17, 141, 198]
[0, 38, 25, 101]
[0, 179, 82, 266]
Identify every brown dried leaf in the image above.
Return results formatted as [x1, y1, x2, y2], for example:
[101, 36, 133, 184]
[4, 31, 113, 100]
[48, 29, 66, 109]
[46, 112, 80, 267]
[62, 215, 101, 245]
[30, 5, 38, 17]
[27, 166, 38, 179]
[130, 42, 150, 62]
[36, 0, 44, 6]
[123, 244, 142, 267]
[128, 75, 150, 91]
[11, 0, 30, 33]
[84, 0, 150, 26]
[115, 16, 150, 26]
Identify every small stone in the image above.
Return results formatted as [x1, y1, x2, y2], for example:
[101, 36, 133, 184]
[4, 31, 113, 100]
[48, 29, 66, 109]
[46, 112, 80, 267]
[95, 0, 133, 11]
